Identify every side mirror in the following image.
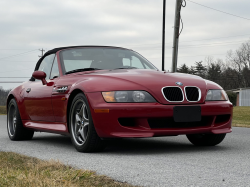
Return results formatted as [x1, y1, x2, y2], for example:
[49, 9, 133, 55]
[32, 71, 47, 85]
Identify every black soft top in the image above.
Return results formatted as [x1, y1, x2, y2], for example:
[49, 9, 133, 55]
[43, 45, 129, 56]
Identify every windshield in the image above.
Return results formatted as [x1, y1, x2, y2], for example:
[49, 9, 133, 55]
[60, 48, 157, 73]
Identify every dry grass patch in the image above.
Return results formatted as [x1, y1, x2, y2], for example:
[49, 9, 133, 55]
[0, 152, 134, 187]
[232, 107, 250, 128]
[0, 106, 6, 115]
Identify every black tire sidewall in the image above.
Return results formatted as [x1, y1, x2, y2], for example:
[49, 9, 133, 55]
[7, 99, 20, 140]
[186, 133, 226, 146]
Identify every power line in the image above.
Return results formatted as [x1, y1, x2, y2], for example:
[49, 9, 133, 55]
[0, 49, 36, 50]
[0, 81, 24, 83]
[123, 34, 250, 48]
[0, 68, 33, 73]
[0, 77, 29, 78]
[181, 34, 250, 43]
[138, 40, 245, 48]
[149, 53, 226, 59]
[186, 0, 250, 21]
[135, 41, 245, 51]
[0, 50, 37, 61]
[179, 40, 245, 47]
[0, 60, 34, 62]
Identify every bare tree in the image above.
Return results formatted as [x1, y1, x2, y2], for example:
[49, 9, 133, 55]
[226, 40, 250, 88]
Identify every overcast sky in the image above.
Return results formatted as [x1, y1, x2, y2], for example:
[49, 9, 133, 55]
[0, 0, 250, 90]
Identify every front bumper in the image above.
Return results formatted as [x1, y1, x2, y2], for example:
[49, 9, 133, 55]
[86, 92, 233, 138]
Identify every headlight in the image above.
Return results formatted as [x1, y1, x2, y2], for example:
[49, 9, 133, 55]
[102, 91, 156, 103]
[205, 90, 228, 101]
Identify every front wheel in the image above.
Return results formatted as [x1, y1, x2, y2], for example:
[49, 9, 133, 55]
[7, 99, 34, 140]
[186, 133, 226, 146]
[69, 93, 104, 152]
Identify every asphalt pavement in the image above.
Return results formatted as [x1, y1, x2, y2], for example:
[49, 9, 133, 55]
[1, 115, 250, 187]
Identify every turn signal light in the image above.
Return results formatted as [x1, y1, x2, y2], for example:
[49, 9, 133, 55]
[102, 92, 116, 102]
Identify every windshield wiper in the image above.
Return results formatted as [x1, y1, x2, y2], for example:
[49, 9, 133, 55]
[66, 68, 102, 75]
[112, 66, 137, 70]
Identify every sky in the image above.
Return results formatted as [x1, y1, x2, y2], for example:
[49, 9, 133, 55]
[0, 0, 250, 90]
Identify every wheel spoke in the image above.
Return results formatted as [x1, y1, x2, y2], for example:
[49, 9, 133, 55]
[13, 115, 16, 131]
[75, 113, 81, 122]
[75, 113, 81, 135]
[82, 104, 88, 121]
[78, 126, 85, 141]
[83, 122, 89, 140]
[78, 104, 84, 119]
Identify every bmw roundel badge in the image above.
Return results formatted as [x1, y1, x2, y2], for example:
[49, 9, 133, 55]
[175, 82, 183, 86]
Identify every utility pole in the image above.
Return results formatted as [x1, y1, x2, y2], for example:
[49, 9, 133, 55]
[162, 0, 166, 71]
[38, 48, 45, 58]
[171, 0, 183, 73]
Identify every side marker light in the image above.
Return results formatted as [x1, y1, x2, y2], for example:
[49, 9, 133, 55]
[94, 109, 109, 113]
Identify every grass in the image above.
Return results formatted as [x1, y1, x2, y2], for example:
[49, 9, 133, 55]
[0, 106, 6, 115]
[0, 152, 133, 187]
[232, 107, 250, 127]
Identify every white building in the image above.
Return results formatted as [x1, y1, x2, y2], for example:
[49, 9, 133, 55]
[229, 88, 250, 106]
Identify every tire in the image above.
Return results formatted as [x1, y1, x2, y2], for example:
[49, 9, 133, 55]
[69, 93, 104, 152]
[186, 133, 226, 146]
[7, 99, 34, 141]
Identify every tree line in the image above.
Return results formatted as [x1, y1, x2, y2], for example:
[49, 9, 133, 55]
[177, 40, 250, 90]
[0, 87, 10, 106]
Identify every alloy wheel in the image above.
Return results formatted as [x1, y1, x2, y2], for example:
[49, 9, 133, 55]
[71, 99, 89, 145]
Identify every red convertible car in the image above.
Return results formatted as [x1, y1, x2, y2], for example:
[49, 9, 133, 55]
[7, 46, 233, 152]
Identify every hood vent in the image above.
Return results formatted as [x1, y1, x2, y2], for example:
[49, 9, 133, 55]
[162, 87, 184, 102]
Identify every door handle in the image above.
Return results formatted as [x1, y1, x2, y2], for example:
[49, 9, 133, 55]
[26, 88, 31, 93]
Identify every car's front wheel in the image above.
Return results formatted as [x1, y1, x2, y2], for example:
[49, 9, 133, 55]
[69, 93, 104, 152]
[186, 133, 226, 146]
[7, 98, 34, 140]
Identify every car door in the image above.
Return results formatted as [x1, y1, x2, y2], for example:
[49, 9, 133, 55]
[24, 54, 57, 122]
[50, 56, 67, 122]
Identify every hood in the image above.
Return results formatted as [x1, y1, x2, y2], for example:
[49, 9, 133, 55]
[60, 69, 216, 105]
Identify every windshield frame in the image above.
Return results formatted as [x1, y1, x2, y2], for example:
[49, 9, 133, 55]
[59, 47, 158, 75]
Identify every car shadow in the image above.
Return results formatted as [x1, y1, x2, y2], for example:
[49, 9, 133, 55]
[31, 133, 233, 155]
[102, 137, 232, 155]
